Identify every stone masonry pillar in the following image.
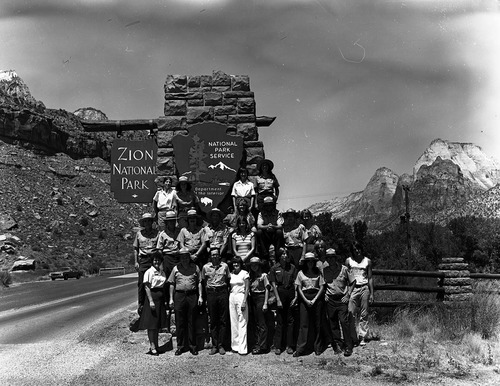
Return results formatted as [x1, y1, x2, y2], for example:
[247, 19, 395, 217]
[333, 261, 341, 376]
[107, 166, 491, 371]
[438, 257, 473, 327]
[157, 70, 267, 178]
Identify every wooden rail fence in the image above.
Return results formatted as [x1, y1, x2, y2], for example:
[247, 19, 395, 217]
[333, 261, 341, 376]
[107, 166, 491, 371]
[371, 258, 500, 308]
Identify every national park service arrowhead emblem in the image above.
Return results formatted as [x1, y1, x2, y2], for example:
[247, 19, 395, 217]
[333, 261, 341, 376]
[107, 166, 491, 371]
[172, 122, 244, 214]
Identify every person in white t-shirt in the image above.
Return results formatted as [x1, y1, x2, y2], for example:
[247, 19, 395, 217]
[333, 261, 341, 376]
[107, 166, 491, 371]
[231, 167, 255, 210]
[345, 242, 374, 347]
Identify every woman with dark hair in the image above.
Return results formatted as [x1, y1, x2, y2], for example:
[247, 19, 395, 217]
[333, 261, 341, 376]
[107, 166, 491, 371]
[248, 256, 271, 355]
[231, 167, 255, 211]
[133, 213, 159, 315]
[176, 176, 200, 229]
[138, 251, 168, 356]
[229, 256, 250, 355]
[224, 198, 256, 233]
[294, 252, 325, 357]
[254, 159, 280, 212]
[301, 209, 323, 253]
[231, 215, 256, 265]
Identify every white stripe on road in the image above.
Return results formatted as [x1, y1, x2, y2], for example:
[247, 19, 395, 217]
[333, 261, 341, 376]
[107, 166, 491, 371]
[0, 281, 135, 319]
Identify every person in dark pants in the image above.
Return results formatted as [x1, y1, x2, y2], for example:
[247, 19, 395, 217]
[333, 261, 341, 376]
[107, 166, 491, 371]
[269, 248, 298, 355]
[323, 248, 355, 357]
[133, 213, 159, 315]
[256, 196, 284, 264]
[294, 252, 325, 357]
[168, 248, 203, 356]
[248, 256, 271, 355]
[201, 247, 230, 355]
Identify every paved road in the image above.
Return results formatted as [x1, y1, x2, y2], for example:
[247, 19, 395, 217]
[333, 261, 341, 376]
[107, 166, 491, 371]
[0, 275, 137, 344]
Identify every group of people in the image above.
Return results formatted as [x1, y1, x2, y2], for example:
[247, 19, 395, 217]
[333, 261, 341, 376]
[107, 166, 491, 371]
[132, 159, 374, 358]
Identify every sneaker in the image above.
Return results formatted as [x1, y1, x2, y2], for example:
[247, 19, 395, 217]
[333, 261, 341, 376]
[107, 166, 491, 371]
[332, 344, 343, 355]
[286, 347, 294, 355]
[344, 348, 353, 357]
[275, 348, 281, 355]
[219, 348, 226, 355]
[209, 347, 218, 355]
[359, 338, 367, 346]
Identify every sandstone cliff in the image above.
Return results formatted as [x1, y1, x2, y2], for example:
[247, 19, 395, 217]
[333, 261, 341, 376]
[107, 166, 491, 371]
[309, 139, 500, 231]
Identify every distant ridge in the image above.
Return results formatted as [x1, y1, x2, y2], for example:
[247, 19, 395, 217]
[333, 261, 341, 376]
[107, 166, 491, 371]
[308, 139, 500, 231]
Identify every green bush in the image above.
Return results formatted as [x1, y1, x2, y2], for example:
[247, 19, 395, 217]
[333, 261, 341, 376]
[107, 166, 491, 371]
[471, 282, 500, 339]
[1, 270, 13, 287]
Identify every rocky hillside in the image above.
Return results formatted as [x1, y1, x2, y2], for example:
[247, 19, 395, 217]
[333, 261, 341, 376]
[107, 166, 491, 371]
[0, 70, 149, 274]
[309, 139, 500, 231]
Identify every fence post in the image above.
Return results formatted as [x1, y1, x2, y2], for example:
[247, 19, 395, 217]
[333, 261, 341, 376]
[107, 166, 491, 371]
[438, 257, 473, 326]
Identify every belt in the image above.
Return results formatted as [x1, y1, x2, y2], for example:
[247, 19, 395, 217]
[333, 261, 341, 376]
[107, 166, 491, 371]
[175, 289, 197, 294]
[277, 284, 294, 290]
[303, 289, 319, 294]
[355, 283, 368, 288]
[206, 286, 227, 293]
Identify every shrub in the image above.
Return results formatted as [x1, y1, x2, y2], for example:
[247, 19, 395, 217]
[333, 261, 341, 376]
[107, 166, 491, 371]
[471, 282, 500, 339]
[1, 270, 12, 287]
[393, 308, 416, 339]
[461, 333, 488, 364]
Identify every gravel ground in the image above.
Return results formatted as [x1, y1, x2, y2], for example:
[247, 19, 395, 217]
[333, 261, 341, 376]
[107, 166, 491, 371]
[1, 306, 500, 386]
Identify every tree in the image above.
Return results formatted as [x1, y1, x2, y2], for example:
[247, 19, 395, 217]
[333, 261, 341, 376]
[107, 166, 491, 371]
[353, 220, 368, 246]
[314, 213, 354, 257]
[189, 134, 208, 182]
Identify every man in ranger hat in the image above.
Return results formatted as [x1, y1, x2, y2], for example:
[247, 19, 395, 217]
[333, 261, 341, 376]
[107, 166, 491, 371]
[255, 158, 280, 212]
[256, 196, 284, 263]
[206, 207, 231, 261]
[323, 248, 355, 356]
[177, 208, 210, 268]
[156, 210, 180, 274]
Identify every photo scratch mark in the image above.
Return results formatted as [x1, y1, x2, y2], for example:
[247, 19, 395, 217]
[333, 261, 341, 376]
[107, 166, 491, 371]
[338, 39, 365, 64]
[125, 20, 140, 28]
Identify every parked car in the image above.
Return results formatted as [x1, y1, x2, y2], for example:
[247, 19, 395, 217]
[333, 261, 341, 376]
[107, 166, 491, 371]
[49, 267, 82, 280]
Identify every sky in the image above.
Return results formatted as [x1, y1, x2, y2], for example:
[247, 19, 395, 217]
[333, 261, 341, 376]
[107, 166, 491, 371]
[1, 0, 499, 211]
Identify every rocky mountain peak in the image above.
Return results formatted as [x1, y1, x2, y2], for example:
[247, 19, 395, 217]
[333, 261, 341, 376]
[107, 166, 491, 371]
[74, 107, 108, 121]
[413, 138, 500, 190]
[0, 70, 44, 111]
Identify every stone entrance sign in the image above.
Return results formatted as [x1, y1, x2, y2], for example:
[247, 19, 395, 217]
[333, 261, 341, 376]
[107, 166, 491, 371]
[172, 122, 243, 214]
[110, 138, 158, 203]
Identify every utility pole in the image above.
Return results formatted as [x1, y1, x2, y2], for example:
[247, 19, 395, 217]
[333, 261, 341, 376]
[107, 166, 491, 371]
[402, 185, 412, 268]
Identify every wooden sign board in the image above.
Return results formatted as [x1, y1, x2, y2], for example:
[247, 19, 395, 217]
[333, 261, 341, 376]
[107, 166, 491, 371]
[110, 138, 158, 203]
[172, 122, 244, 214]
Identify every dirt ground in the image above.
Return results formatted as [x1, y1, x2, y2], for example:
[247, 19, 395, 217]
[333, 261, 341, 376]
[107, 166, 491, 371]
[3, 304, 498, 386]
